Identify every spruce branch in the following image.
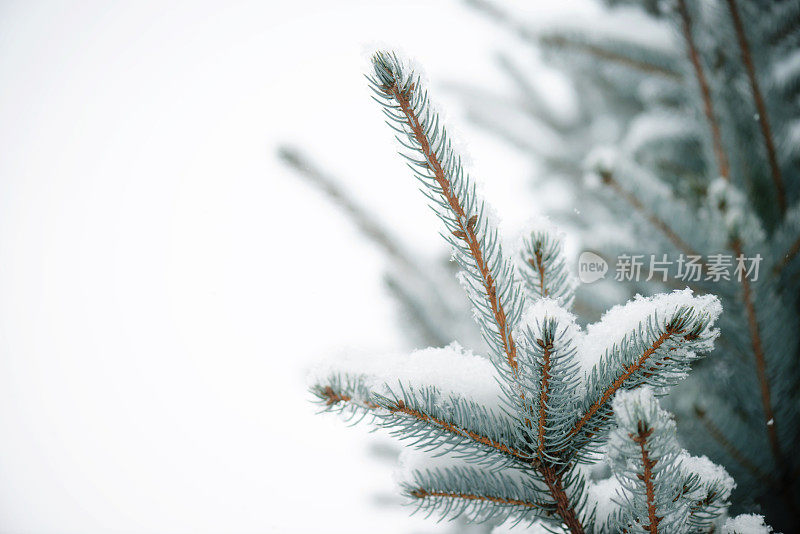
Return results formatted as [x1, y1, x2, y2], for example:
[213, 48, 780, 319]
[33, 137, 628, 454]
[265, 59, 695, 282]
[570, 295, 720, 455]
[278, 145, 412, 269]
[311, 49, 737, 534]
[676, 0, 731, 182]
[367, 52, 524, 371]
[608, 388, 734, 534]
[517, 226, 576, 307]
[465, 0, 682, 80]
[279, 145, 462, 347]
[502, 301, 581, 464]
[381, 394, 530, 462]
[314, 377, 529, 464]
[724, 0, 787, 214]
[597, 168, 701, 260]
[692, 405, 774, 486]
[401, 464, 544, 524]
[731, 239, 782, 467]
[537, 33, 682, 80]
[676, 2, 789, 503]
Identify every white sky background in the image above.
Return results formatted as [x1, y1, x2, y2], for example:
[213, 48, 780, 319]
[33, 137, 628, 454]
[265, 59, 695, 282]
[0, 1, 592, 532]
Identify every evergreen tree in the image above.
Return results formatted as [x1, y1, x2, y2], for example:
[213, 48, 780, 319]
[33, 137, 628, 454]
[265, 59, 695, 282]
[458, 0, 800, 529]
[310, 51, 770, 533]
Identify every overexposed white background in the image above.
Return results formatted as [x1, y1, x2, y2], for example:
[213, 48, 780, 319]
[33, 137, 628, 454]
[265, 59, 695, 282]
[0, 1, 588, 532]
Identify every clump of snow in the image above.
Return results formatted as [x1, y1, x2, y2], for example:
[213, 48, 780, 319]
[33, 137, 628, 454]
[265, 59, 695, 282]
[309, 342, 503, 409]
[515, 298, 581, 343]
[622, 112, 695, 155]
[578, 289, 722, 381]
[678, 452, 735, 501]
[723, 514, 773, 534]
[586, 477, 622, 529]
[771, 49, 800, 87]
[611, 386, 659, 420]
[585, 145, 619, 174]
[706, 178, 765, 243]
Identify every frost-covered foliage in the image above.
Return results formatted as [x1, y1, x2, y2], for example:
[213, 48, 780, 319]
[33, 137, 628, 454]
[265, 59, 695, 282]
[310, 52, 738, 533]
[607, 387, 735, 533]
[460, 0, 800, 529]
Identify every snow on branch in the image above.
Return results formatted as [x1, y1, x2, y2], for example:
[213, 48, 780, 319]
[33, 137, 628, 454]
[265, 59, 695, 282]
[501, 300, 581, 465]
[607, 388, 734, 533]
[310, 345, 529, 464]
[570, 290, 721, 456]
[367, 51, 525, 371]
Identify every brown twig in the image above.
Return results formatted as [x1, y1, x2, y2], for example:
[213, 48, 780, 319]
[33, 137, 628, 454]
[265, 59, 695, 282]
[599, 170, 702, 259]
[731, 240, 782, 467]
[536, 338, 553, 458]
[677, 0, 731, 181]
[631, 422, 661, 534]
[539, 35, 683, 80]
[693, 405, 774, 485]
[725, 0, 787, 213]
[320, 386, 379, 409]
[539, 465, 586, 534]
[529, 247, 549, 298]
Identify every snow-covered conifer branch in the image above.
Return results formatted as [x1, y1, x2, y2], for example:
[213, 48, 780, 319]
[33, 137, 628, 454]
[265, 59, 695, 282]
[396, 452, 548, 525]
[500, 300, 581, 465]
[309, 48, 743, 534]
[367, 51, 525, 370]
[311, 347, 530, 465]
[680, 454, 736, 532]
[517, 224, 576, 307]
[607, 388, 734, 533]
[608, 388, 688, 533]
[570, 291, 721, 456]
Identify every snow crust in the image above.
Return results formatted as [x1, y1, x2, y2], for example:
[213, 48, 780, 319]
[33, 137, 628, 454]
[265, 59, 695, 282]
[309, 342, 503, 409]
[517, 298, 580, 340]
[723, 514, 773, 534]
[679, 452, 735, 500]
[578, 289, 722, 381]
